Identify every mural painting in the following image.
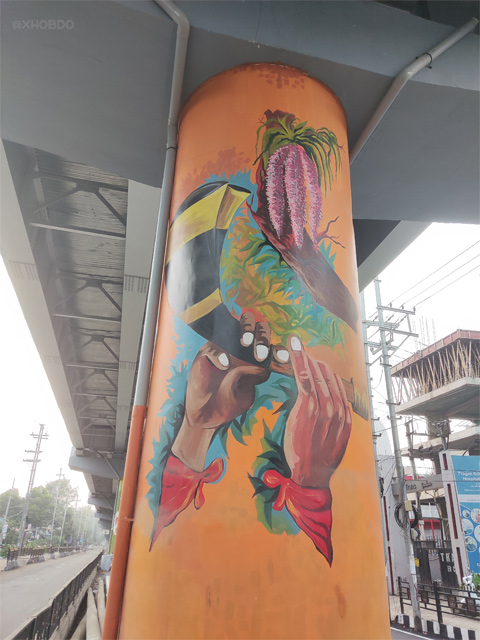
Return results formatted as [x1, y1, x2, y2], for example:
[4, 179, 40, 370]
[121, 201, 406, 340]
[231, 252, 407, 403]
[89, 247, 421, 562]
[119, 64, 390, 640]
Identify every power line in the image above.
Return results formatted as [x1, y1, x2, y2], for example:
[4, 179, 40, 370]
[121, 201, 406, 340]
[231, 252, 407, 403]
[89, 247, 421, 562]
[400, 253, 480, 307]
[415, 263, 480, 308]
[390, 240, 480, 305]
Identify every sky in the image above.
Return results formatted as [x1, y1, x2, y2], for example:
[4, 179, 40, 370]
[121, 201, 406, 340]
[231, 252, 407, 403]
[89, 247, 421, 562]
[362, 222, 480, 472]
[0, 221, 479, 499]
[0, 256, 91, 503]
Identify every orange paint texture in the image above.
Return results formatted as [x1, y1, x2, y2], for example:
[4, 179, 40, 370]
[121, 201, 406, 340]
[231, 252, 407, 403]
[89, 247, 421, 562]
[119, 64, 390, 639]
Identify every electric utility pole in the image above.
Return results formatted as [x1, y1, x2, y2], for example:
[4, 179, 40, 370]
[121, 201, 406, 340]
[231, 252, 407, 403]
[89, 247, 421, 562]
[80, 508, 89, 546]
[360, 292, 382, 495]
[89, 514, 96, 545]
[361, 291, 392, 609]
[57, 489, 72, 553]
[406, 419, 425, 541]
[2, 479, 15, 542]
[372, 279, 422, 632]
[17, 425, 48, 549]
[76, 505, 85, 545]
[50, 468, 64, 546]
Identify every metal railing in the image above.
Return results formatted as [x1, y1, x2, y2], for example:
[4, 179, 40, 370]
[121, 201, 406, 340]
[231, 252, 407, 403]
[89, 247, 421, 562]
[26, 548, 46, 564]
[9, 551, 102, 640]
[4, 546, 20, 570]
[398, 577, 480, 623]
[413, 540, 447, 550]
[6, 547, 19, 563]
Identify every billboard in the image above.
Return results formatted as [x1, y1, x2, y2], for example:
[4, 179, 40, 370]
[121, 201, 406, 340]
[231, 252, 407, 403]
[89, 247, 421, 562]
[451, 455, 480, 574]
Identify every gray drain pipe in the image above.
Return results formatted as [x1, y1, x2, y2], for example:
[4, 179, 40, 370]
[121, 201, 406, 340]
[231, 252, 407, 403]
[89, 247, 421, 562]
[350, 17, 479, 164]
[135, 0, 190, 407]
[102, 3, 189, 638]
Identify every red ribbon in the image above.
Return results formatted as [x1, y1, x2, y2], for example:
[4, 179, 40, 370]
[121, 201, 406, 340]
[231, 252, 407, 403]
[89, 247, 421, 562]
[263, 470, 333, 564]
[150, 455, 224, 550]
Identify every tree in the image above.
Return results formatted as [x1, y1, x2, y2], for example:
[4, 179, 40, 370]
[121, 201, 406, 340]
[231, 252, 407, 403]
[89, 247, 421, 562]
[46, 478, 75, 504]
[44, 479, 78, 545]
[0, 488, 25, 545]
[27, 486, 55, 531]
[2, 478, 104, 548]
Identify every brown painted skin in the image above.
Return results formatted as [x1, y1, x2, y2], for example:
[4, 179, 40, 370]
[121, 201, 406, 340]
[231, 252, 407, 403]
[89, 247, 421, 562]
[118, 63, 390, 640]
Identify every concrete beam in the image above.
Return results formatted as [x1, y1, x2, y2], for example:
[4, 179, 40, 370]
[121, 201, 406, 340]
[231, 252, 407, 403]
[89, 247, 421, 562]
[114, 181, 161, 451]
[357, 221, 430, 291]
[88, 495, 114, 510]
[95, 513, 113, 528]
[69, 449, 125, 480]
[396, 377, 480, 420]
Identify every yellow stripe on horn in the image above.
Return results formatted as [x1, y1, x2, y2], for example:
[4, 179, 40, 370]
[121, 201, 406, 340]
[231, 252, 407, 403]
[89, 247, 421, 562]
[216, 185, 249, 229]
[166, 184, 250, 263]
[178, 288, 223, 325]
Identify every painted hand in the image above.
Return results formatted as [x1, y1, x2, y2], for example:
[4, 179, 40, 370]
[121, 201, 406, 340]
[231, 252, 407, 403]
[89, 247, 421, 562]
[172, 313, 286, 471]
[283, 336, 352, 488]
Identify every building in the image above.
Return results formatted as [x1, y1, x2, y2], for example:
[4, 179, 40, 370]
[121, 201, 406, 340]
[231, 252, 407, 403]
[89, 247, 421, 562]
[391, 330, 480, 584]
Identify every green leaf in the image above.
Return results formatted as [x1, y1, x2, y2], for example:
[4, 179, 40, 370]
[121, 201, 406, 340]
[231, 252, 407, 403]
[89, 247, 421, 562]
[264, 504, 273, 529]
[248, 474, 265, 496]
[258, 450, 282, 462]
[230, 425, 246, 445]
[262, 419, 271, 439]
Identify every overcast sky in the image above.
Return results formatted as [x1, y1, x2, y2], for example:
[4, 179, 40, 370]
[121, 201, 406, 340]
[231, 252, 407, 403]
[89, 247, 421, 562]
[1, 221, 479, 500]
[363, 222, 480, 472]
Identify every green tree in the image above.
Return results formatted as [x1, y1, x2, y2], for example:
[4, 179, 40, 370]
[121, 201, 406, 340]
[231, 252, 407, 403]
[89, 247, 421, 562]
[27, 486, 55, 531]
[0, 488, 25, 545]
[46, 478, 75, 504]
[43, 479, 78, 545]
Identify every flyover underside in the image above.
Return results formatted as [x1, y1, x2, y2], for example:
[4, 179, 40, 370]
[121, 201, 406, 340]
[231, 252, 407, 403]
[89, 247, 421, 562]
[1, 141, 160, 523]
[1, 1, 478, 293]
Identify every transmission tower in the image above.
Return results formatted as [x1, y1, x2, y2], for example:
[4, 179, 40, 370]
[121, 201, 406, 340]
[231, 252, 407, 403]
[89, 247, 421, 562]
[16, 424, 49, 548]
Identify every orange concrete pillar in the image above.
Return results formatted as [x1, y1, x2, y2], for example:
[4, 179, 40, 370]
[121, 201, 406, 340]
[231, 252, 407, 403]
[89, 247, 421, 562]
[118, 63, 390, 639]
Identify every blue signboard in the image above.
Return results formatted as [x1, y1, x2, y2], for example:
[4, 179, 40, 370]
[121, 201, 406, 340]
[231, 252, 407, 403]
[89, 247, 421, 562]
[451, 455, 480, 574]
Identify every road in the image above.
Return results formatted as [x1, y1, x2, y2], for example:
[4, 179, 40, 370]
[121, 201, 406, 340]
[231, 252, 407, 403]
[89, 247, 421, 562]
[0, 548, 101, 638]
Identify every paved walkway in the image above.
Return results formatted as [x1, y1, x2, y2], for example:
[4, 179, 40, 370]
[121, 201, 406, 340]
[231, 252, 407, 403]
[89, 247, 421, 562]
[391, 627, 425, 639]
[0, 555, 30, 571]
[389, 594, 480, 632]
[0, 548, 101, 638]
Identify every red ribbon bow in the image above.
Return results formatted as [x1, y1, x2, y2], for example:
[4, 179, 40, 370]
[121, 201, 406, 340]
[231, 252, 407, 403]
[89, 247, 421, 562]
[263, 470, 333, 564]
[150, 455, 224, 551]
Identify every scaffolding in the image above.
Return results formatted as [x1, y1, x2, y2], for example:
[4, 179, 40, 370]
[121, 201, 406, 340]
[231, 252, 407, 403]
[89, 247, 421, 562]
[391, 330, 480, 420]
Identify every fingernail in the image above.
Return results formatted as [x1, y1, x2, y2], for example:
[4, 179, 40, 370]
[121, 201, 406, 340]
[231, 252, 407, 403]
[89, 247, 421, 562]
[218, 353, 230, 367]
[242, 331, 254, 346]
[290, 336, 302, 351]
[256, 344, 269, 361]
[276, 349, 289, 363]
